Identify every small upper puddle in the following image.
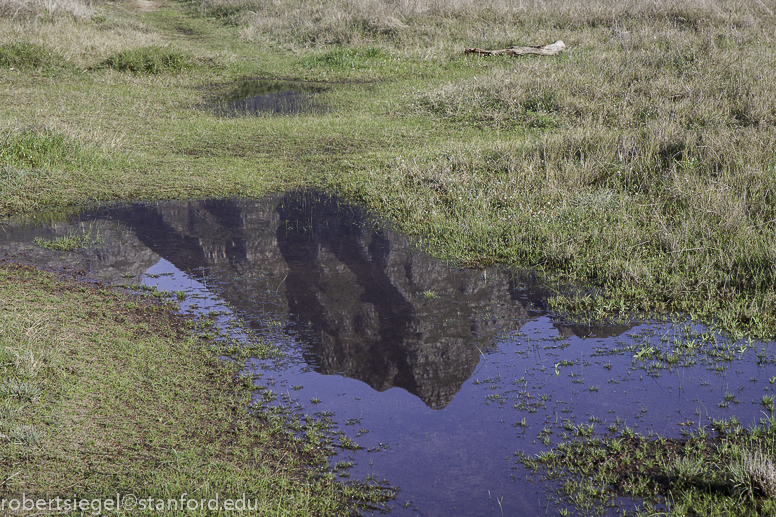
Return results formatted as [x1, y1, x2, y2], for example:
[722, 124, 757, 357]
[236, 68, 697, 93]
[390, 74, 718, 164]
[2, 191, 775, 516]
[209, 79, 328, 116]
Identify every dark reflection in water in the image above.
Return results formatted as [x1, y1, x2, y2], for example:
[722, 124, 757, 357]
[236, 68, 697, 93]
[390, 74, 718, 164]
[59, 192, 620, 410]
[3, 192, 773, 516]
[210, 80, 328, 116]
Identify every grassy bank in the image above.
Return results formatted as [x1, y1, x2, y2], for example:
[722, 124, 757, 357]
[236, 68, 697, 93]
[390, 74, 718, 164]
[0, 262, 388, 514]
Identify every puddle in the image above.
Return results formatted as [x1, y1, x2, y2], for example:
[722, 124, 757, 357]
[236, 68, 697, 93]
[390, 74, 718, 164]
[209, 79, 328, 116]
[2, 191, 776, 516]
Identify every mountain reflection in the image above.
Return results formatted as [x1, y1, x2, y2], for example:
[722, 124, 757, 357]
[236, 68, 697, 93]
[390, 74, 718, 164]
[0, 192, 634, 409]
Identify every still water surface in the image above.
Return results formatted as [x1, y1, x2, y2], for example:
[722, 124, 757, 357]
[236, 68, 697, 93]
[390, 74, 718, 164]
[2, 192, 775, 516]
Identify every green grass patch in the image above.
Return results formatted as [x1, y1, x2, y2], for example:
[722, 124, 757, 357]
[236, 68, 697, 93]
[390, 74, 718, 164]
[0, 129, 119, 215]
[0, 263, 390, 514]
[299, 47, 389, 71]
[0, 129, 101, 171]
[104, 46, 194, 74]
[0, 42, 67, 71]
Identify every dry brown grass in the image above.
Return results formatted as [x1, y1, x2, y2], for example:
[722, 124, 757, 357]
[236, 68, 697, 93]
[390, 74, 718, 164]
[0, 0, 94, 20]
[198, 0, 774, 52]
[730, 447, 776, 500]
[0, 16, 165, 69]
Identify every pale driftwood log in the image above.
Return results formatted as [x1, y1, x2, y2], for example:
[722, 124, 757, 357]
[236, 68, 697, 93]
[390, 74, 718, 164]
[464, 40, 566, 57]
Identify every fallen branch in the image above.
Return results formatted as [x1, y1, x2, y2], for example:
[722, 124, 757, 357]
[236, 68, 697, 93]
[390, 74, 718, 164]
[464, 40, 566, 57]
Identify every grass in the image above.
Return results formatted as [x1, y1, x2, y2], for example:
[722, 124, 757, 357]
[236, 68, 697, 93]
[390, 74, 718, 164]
[0, 128, 106, 171]
[0, 42, 66, 71]
[104, 45, 195, 74]
[0, 0, 94, 20]
[0, 263, 390, 514]
[519, 418, 776, 516]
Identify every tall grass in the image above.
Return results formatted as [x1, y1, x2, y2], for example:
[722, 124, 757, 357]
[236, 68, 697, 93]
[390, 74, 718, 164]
[0, 0, 165, 70]
[322, 0, 776, 335]
[195, 0, 773, 51]
[105, 45, 195, 74]
[730, 447, 776, 500]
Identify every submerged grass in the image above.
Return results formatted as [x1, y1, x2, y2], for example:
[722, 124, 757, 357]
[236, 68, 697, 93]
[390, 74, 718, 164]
[519, 417, 776, 516]
[33, 222, 102, 251]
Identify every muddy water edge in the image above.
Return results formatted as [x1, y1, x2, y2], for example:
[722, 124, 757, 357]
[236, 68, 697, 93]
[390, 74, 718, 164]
[2, 191, 776, 516]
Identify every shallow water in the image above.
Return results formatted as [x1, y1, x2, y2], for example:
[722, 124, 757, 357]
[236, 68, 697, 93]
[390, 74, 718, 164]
[209, 79, 327, 116]
[2, 192, 775, 516]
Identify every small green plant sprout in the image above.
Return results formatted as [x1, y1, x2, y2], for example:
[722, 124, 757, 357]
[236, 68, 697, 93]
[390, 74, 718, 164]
[760, 395, 775, 412]
[770, 376, 776, 385]
[421, 290, 438, 299]
[633, 346, 654, 361]
[310, 397, 321, 404]
[176, 291, 187, 301]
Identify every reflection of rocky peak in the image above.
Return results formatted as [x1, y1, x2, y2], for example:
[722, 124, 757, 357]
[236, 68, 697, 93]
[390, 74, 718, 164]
[274, 193, 533, 409]
[0, 192, 637, 409]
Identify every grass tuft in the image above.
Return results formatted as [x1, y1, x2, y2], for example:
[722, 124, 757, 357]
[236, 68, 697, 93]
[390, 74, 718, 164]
[0, 41, 66, 71]
[298, 47, 389, 71]
[1, 128, 87, 170]
[730, 447, 776, 501]
[104, 46, 194, 74]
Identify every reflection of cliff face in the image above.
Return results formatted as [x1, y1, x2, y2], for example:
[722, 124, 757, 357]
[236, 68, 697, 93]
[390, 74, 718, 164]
[103, 193, 540, 408]
[274, 195, 504, 409]
[0, 192, 635, 409]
